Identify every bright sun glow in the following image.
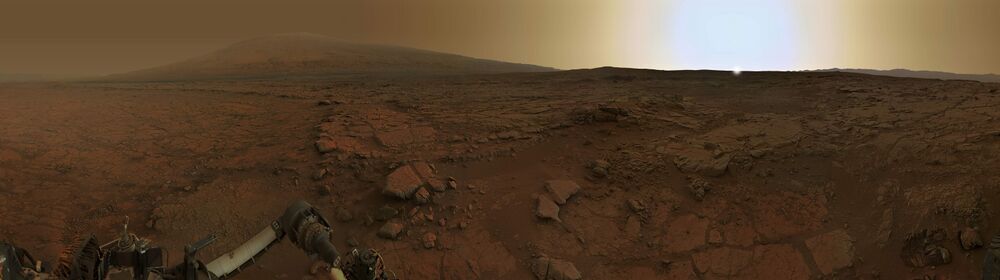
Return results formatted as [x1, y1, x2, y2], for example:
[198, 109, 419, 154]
[669, 0, 800, 71]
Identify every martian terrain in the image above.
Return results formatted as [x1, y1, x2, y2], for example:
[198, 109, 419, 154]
[2, 34, 1000, 279]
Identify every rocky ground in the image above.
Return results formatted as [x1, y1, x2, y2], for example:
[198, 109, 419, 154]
[2, 68, 1000, 279]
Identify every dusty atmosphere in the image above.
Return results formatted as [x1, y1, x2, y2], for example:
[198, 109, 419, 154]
[3, 64, 1000, 279]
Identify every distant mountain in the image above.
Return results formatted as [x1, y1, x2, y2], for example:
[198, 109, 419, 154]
[0, 73, 58, 82]
[816, 68, 1000, 83]
[103, 33, 555, 81]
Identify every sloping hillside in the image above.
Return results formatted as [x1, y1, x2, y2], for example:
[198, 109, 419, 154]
[104, 33, 554, 81]
[818, 68, 1000, 83]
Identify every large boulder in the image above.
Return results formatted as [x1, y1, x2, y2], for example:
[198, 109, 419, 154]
[673, 149, 730, 177]
[382, 161, 445, 200]
[383, 166, 424, 199]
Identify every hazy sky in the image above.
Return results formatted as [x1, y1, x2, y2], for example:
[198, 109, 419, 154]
[1, 0, 999, 76]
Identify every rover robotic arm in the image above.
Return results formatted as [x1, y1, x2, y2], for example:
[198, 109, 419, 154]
[0, 201, 392, 280]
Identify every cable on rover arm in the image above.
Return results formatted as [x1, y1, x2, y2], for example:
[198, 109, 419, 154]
[203, 200, 341, 279]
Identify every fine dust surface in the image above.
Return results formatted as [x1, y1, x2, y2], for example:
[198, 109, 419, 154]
[2, 68, 1000, 279]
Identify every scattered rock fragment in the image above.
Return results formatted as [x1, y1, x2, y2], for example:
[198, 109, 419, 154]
[626, 199, 645, 213]
[589, 160, 610, 178]
[929, 228, 947, 242]
[377, 222, 404, 239]
[901, 229, 955, 268]
[530, 256, 582, 280]
[960, 227, 983, 250]
[923, 245, 952, 267]
[535, 195, 562, 222]
[674, 150, 730, 177]
[545, 180, 581, 205]
[748, 148, 768, 158]
[317, 184, 332, 196]
[421, 232, 437, 249]
[446, 177, 459, 189]
[336, 208, 353, 222]
[312, 168, 329, 181]
[411, 161, 436, 178]
[708, 229, 723, 245]
[497, 130, 521, 140]
[572, 105, 627, 123]
[624, 215, 641, 238]
[876, 209, 893, 247]
[374, 206, 398, 221]
[688, 178, 710, 201]
[317, 100, 333, 106]
[315, 139, 338, 154]
[427, 178, 446, 192]
[414, 187, 431, 204]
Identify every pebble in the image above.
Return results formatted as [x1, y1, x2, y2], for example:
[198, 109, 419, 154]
[336, 208, 353, 222]
[422, 232, 437, 249]
[312, 168, 328, 181]
[627, 199, 645, 213]
[960, 227, 983, 250]
[318, 184, 332, 196]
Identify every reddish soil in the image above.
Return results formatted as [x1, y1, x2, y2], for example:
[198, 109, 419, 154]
[2, 68, 1000, 279]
